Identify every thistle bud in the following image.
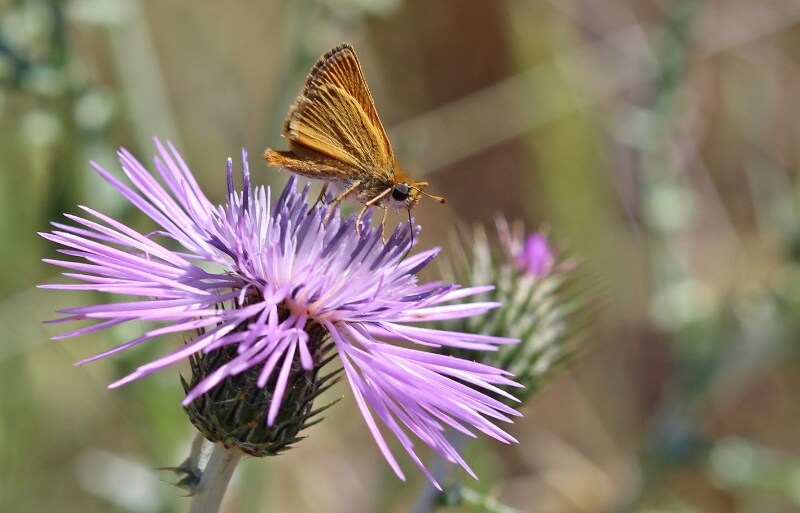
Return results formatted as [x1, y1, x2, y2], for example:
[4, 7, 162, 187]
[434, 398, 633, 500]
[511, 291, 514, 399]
[438, 218, 582, 404]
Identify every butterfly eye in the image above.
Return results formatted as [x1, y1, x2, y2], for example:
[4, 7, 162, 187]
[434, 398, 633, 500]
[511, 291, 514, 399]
[391, 183, 411, 202]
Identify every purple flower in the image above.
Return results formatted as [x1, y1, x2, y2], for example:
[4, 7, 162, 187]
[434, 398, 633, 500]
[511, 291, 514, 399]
[40, 140, 521, 485]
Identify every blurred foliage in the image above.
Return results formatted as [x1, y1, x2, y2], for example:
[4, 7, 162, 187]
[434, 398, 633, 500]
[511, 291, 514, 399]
[3, 0, 800, 512]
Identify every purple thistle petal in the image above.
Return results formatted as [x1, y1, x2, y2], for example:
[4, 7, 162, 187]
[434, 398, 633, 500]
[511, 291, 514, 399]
[436, 285, 495, 301]
[387, 302, 505, 322]
[364, 323, 512, 351]
[75, 332, 155, 365]
[267, 341, 297, 425]
[50, 318, 127, 340]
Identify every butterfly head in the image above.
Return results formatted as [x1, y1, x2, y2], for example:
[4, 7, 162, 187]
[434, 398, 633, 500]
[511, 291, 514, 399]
[387, 179, 446, 212]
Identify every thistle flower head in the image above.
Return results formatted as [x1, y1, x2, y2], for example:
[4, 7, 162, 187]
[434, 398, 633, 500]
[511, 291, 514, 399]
[41, 140, 521, 484]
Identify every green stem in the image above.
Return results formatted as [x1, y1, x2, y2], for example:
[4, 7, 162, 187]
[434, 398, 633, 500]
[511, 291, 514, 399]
[459, 486, 519, 513]
[188, 443, 243, 513]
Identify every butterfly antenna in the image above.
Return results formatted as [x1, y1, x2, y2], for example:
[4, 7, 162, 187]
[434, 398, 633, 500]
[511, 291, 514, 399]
[410, 182, 446, 204]
[423, 191, 446, 204]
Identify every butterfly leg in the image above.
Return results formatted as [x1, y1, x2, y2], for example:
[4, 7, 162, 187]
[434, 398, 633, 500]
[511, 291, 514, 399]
[355, 205, 371, 235]
[323, 180, 362, 225]
[355, 188, 393, 236]
[312, 183, 329, 209]
[380, 206, 388, 243]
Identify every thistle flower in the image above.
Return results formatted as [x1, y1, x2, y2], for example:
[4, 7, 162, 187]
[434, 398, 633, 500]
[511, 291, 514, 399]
[40, 140, 522, 484]
[438, 218, 580, 403]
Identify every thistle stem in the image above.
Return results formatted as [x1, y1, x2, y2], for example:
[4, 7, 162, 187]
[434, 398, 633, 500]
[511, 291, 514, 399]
[411, 445, 449, 513]
[411, 430, 467, 513]
[188, 443, 243, 513]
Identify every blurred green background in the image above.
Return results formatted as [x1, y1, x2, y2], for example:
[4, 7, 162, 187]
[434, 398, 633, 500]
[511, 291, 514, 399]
[3, 0, 800, 512]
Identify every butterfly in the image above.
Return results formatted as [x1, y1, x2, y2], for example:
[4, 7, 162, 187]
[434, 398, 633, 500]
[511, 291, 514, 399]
[264, 43, 444, 232]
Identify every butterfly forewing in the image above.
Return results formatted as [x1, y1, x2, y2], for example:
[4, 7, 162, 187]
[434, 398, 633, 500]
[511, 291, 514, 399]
[279, 44, 395, 176]
[301, 44, 392, 148]
[288, 83, 394, 174]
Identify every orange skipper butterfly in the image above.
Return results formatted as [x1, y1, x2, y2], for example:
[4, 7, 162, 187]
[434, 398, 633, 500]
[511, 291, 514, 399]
[264, 43, 445, 231]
